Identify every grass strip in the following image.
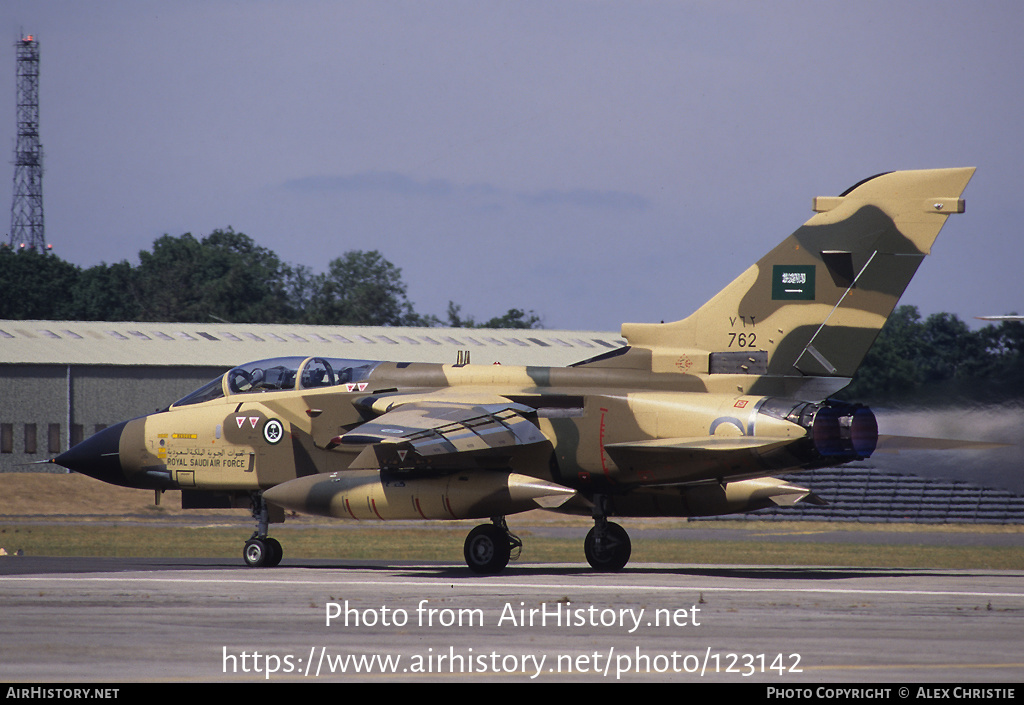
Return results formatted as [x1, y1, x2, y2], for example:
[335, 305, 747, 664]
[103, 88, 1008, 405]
[1, 523, 1021, 570]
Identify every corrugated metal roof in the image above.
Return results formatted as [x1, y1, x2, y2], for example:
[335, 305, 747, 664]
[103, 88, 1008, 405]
[0, 320, 625, 367]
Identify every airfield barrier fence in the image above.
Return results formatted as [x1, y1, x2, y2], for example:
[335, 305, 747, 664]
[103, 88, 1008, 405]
[708, 468, 1024, 524]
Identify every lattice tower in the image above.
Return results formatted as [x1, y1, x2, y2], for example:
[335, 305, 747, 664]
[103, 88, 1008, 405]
[9, 34, 45, 251]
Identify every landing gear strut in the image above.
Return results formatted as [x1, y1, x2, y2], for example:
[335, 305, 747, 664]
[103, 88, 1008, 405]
[464, 517, 521, 574]
[585, 495, 631, 572]
[244, 492, 283, 567]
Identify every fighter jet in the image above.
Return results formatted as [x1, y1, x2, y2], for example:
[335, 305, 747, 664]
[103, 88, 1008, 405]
[54, 168, 975, 573]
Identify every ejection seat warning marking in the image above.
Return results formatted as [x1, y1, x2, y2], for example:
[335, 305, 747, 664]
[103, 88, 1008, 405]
[235, 416, 261, 429]
[263, 419, 284, 444]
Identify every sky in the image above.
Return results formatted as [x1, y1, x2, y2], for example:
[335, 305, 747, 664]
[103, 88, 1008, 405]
[1, 1, 1021, 331]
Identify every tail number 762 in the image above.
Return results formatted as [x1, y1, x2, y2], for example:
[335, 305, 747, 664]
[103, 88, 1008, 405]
[728, 332, 757, 348]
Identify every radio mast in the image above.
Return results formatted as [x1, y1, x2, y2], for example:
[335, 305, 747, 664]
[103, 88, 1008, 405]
[9, 33, 45, 251]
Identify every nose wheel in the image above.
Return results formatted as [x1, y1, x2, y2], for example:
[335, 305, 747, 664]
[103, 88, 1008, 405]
[244, 536, 283, 567]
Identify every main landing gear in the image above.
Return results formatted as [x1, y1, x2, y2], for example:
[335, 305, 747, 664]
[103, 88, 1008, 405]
[463, 517, 522, 575]
[243, 492, 283, 567]
[584, 519, 631, 572]
[585, 494, 631, 572]
[461, 497, 632, 574]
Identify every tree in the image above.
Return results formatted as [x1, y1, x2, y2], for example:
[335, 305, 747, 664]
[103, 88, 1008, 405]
[973, 317, 1024, 392]
[917, 311, 984, 383]
[0, 229, 545, 333]
[443, 301, 542, 329]
[133, 228, 293, 323]
[71, 260, 142, 321]
[843, 305, 924, 398]
[0, 247, 80, 319]
[477, 308, 542, 329]
[840, 305, 1022, 401]
[304, 250, 421, 326]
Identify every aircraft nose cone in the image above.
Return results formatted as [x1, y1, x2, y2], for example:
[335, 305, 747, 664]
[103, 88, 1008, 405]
[54, 421, 128, 486]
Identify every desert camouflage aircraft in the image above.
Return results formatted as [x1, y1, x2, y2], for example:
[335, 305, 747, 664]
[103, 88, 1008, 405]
[54, 168, 974, 573]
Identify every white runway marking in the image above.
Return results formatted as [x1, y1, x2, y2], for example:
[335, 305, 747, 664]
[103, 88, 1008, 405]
[6, 572, 1024, 600]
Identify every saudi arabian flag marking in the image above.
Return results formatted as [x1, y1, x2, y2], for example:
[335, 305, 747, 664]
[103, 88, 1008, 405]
[772, 265, 815, 300]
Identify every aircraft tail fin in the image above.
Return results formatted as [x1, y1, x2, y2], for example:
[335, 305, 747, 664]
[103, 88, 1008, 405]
[614, 168, 975, 396]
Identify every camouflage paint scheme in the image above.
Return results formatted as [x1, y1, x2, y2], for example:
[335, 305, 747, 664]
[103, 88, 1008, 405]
[55, 168, 975, 573]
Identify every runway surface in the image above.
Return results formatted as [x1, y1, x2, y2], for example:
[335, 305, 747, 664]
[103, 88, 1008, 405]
[1, 555, 1022, 683]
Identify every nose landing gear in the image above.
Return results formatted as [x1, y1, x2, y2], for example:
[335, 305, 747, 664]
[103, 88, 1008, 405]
[244, 535, 283, 567]
[243, 492, 283, 567]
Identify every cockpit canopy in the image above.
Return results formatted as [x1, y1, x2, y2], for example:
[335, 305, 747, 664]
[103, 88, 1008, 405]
[172, 356, 381, 407]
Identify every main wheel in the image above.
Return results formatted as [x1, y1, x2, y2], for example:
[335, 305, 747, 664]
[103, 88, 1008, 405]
[464, 524, 512, 575]
[584, 521, 631, 572]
